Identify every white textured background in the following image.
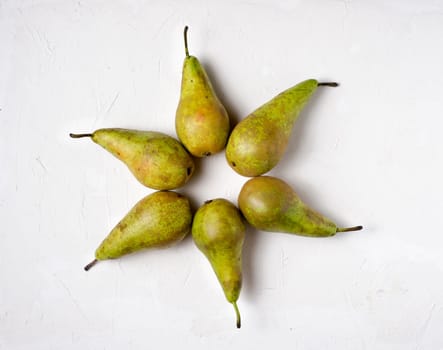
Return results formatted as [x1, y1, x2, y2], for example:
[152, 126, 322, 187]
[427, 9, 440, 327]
[1, 0, 443, 349]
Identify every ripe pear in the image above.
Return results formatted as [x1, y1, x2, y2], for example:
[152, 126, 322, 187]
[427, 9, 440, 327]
[238, 176, 362, 237]
[192, 199, 245, 328]
[175, 26, 230, 157]
[226, 79, 338, 177]
[84, 191, 192, 271]
[70, 129, 194, 190]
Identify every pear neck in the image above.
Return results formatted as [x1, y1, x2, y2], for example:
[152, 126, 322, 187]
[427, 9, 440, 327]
[254, 79, 318, 125]
[180, 58, 213, 98]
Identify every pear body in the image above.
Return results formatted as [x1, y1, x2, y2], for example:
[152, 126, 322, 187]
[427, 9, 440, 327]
[192, 199, 245, 327]
[238, 176, 343, 237]
[226, 79, 319, 177]
[95, 191, 192, 260]
[175, 55, 230, 157]
[91, 129, 194, 190]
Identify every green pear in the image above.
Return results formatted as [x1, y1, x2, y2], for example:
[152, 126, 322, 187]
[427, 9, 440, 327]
[84, 191, 192, 271]
[226, 79, 338, 177]
[175, 26, 230, 157]
[70, 129, 194, 190]
[238, 176, 362, 237]
[192, 198, 245, 328]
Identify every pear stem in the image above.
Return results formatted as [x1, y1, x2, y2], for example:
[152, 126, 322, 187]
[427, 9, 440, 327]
[184, 26, 190, 57]
[84, 259, 98, 271]
[232, 301, 241, 329]
[337, 225, 363, 233]
[318, 82, 339, 87]
[70, 133, 93, 139]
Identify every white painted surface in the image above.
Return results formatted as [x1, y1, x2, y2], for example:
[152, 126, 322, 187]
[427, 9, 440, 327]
[1, 0, 443, 349]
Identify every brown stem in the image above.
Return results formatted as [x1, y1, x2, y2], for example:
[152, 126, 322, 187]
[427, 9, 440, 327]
[232, 301, 241, 329]
[70, 133, 93, 138]
[337, 225, 363, 232]
[84, 259, 98, 271]
[318, 82, 339, 87]
[184, 26, 190, 57]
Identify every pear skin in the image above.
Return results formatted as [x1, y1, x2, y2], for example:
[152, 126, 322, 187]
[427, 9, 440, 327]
[238, 176, 362, 237]
[192, 199, 245, 328]
[84, 191, 192, 270]
[175, 26, 230, 157]
[70, 129, 194, 190]
[226, 80, 338, 177]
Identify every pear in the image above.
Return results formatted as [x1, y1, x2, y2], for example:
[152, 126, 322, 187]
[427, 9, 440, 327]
[175, 26, 230, 157]
[192, 199, 245, 328]
[226, 79, 338, 177]
[70, 129, 194, 190]
[238, 176, 362, 237]
[84, 191, 192, 271]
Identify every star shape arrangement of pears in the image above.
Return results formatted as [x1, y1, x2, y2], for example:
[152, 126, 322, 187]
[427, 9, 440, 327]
[71, 26, 362, 329]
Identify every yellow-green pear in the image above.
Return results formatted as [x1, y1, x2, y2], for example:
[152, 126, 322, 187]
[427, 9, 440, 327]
[175, 26, 230, 157]
[192, 199, 245, 328]
[238, 176, 362, 237]
[70, 129, 194, 190]
[84, 191, 192, 271]
[226, 80, 338, 177]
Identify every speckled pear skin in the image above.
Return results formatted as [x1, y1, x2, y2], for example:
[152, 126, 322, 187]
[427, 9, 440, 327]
[238, 176, 362, 237]
[95, 191, 192, 260]
[226, 79, 319, 177]
[175, 27, 230, 157]
[192, 199, 245, 328]
[90, 129, 194, 190]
